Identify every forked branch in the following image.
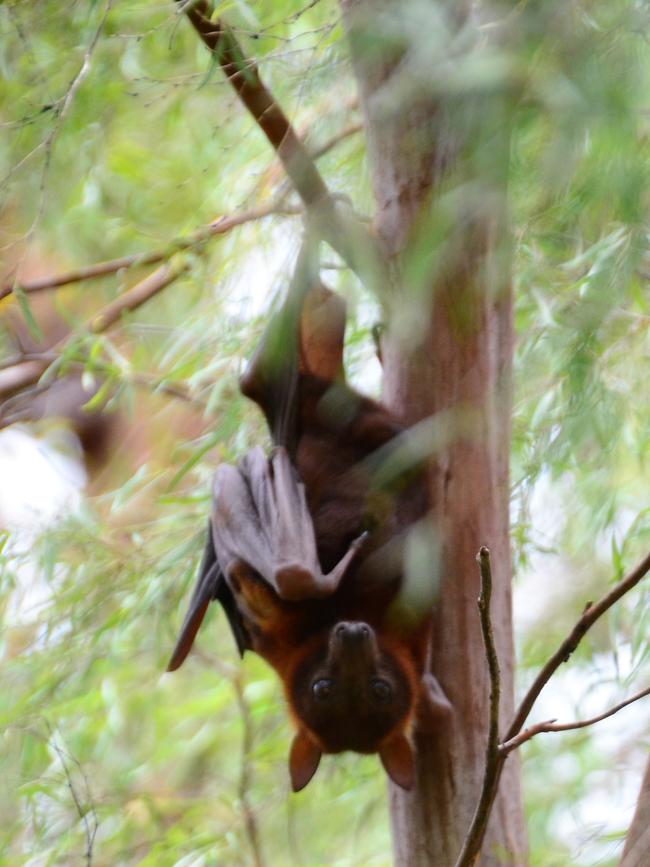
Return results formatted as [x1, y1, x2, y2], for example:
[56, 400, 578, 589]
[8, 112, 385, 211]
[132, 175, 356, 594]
[454, 549, 650, 867]
[505, 549, 650, 742]
[500, 685, 650, 754]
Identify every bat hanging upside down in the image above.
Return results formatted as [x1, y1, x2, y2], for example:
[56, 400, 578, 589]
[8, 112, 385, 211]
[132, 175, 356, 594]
[167, 231, 451, 791]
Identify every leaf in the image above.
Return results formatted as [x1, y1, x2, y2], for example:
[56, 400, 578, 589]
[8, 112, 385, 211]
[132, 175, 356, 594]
[12, 284, 43, 342]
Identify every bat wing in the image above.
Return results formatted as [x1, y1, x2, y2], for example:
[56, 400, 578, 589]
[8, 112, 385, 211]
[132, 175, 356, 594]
[212, 446, 366, 602]
[167, 521, 252, 671]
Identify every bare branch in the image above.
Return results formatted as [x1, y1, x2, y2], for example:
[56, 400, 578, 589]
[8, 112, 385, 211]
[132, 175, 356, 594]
[179, 2, 330, 208]
[309, 121, 363, 161]
[477, 547, 501, 754]
[454, 549, 650, 867]
[0, 201, 299, 300]
[505, 550, 650, 742]
[87, 259, 189, 333]
[500, 686, 650, 754]
[0, 359, 47, 394]
[1, 119, 360, 301]
[177, 1, 387, 296]
[1, 259, 192, 406]
[453, 547, 502, 867]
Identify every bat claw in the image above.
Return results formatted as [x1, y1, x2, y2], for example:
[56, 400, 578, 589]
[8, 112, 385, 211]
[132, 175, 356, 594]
[351, 530, 370, 551]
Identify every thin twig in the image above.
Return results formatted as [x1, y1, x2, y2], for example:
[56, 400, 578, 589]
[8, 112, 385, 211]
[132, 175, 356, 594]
[454, 549, 650, 867]
[87, 259, 189, 333]
[477, 547, 501, 753]
[28, 0, 114, 239]
[255, 120, 363, 203]
[505, 549, 650, 742]
[0, 259, 192, 405]
[232, 674, 267, 867]
[0, 201, 298, 300]
[45, 722, 98, 867]
[0, 120, 363, 300]
[306, 121, 363, 161]
[453, 547, 502, 867]
[500, 685, 650, 753]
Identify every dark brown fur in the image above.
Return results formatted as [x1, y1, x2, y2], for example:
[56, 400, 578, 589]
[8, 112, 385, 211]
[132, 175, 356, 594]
[168, 254, 450, 790]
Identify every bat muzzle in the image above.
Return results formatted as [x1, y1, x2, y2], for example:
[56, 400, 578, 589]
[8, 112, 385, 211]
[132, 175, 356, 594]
[327, 621, 379, 664]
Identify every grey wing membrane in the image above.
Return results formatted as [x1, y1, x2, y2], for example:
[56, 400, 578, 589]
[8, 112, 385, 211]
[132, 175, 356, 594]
[212, 446, 366, 602]
[166, 521, 251, 671]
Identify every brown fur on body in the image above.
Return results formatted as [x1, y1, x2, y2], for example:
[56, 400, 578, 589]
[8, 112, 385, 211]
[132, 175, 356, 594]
[169, 265, 451, 791]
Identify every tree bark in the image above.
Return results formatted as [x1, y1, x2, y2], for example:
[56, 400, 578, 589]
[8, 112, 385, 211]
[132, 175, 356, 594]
[620, 755, 650, 867]
[340, 1, 527, 863]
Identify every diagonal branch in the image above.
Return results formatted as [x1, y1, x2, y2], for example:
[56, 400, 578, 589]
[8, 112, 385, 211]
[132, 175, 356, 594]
[0, 201, 299, 300]
[505, 549, 650, 742]
[1, 258, 191, 406]
[87, 259, 189, 333]
[1, 117, 364, 301]
[180, 1, 331, 208]
[177, 1, 386, 295]
[454, 548, 650, 867]
[500, 685, 650, 754]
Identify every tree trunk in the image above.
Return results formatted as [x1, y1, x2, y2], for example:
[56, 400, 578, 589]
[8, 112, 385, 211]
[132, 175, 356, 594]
[340, 1, 527, 863]
[620, 756, 650, 867]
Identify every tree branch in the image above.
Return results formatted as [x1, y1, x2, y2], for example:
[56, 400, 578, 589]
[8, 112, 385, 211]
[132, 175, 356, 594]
[505, 549, 650, 742]
[180, 1, 330, 208]
[0, 351, 205, 428]
[453, 547, 502, 867]
[454, 549, 650, 867]
[177, 0, 387, 296]
[87, 259, 189, 333]
[477, 547, 501, 755]
[500, 686, 650, 754]
[0, 258, 192, 406]
[0, 201, 298, 300]
[1, 118, 362, 302]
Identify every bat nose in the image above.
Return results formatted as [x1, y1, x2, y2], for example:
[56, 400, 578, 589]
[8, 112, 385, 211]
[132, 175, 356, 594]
[334, 621, 371, 643]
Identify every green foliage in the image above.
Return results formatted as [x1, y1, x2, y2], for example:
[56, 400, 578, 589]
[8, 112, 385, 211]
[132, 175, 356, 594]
[0, 1, 649, 865]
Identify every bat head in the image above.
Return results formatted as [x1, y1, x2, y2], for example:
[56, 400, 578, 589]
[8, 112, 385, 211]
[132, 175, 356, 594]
[286, 620, 419, 792]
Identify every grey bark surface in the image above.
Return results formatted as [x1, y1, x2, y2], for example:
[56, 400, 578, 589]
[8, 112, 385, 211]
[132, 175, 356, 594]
[340, 1, 527, 863]
[620, 755, 650, 867]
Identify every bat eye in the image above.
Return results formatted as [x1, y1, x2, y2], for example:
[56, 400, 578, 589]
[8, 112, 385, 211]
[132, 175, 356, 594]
[312, 678, 334, 701]
[371, 678, 392, 703]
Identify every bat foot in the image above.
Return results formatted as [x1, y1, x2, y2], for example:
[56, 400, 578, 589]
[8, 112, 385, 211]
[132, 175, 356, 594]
[415, 673, 453, 734]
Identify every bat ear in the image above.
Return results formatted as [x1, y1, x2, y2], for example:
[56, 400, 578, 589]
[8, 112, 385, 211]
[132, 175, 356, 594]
[415, 673, 453, 734]
[289, 730, 322, 792]
[379, 733, 415, 790]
